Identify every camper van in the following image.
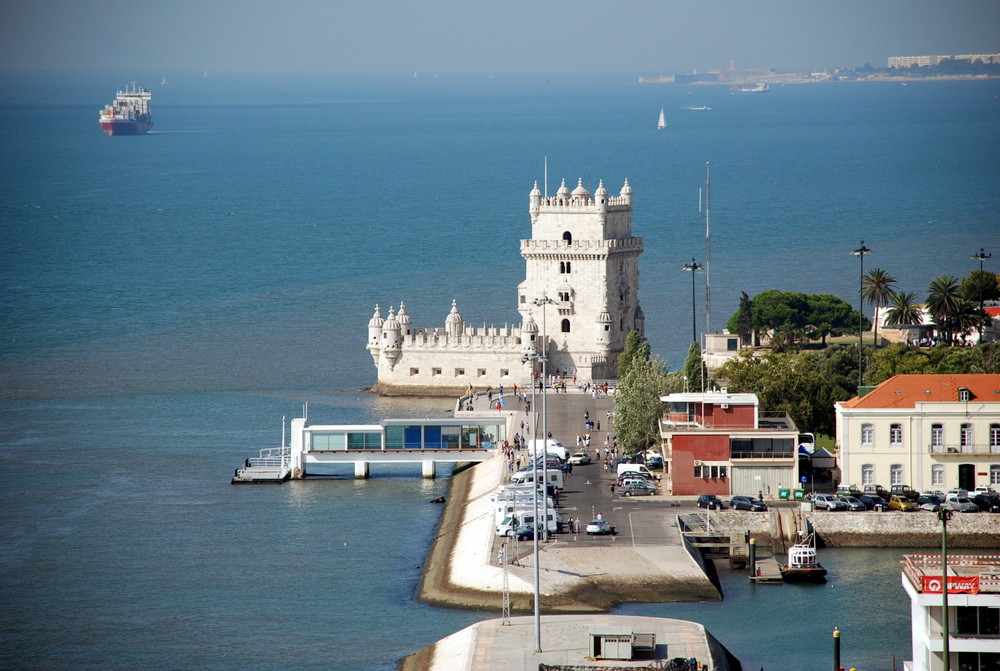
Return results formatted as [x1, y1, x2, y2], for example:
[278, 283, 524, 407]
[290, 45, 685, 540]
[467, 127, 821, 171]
[524, 439, 568, 461]
[510, 466, 564, 490]
[495, 508, 561, 536]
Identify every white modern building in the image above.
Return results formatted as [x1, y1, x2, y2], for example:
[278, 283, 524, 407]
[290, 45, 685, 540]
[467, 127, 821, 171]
[902, 554, 1000, 671]
[834, 374, 1000, 493]
[367, 178, 645, 394]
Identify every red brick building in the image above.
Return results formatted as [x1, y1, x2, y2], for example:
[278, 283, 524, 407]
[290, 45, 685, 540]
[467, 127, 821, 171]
[660, 391, 802, 498]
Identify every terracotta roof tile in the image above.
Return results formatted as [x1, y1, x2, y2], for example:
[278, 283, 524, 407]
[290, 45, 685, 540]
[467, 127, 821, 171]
[841, 374, 1000, 409]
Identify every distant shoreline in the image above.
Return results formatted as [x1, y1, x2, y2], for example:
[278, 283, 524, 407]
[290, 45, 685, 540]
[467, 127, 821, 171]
[638, 74, 1000, 85]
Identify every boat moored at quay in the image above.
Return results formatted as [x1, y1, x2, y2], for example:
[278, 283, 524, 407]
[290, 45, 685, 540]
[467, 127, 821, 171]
[99, 83, 152, 135]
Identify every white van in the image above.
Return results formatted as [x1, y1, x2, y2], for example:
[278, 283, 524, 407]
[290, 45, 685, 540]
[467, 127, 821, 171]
[616, 463, 655, 479]
[525, 439, 568, 461]
[510, 466, 564, 490]
[495, 509, 561, 536]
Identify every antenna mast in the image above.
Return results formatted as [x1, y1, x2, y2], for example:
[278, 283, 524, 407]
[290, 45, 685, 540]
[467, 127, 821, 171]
[704, 161, 712, 336]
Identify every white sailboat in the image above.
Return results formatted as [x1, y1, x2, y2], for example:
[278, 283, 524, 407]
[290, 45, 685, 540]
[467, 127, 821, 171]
[657, 108, 667, 129]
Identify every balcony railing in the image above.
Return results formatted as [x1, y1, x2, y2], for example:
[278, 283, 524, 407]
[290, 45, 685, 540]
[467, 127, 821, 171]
[928, 442, 1000, 455]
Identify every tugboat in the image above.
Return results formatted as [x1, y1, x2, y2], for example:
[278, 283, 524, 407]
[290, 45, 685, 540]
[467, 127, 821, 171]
[780, 534, 827, 582]
[99, 83, 152, 135]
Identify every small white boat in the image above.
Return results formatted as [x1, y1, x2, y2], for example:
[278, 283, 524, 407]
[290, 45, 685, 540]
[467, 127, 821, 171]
[780, 533, 827, 582]
[657, 108, 667, 129]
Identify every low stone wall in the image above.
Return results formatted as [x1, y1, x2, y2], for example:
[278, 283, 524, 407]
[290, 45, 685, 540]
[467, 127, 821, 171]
[809, 511, 1000, 548]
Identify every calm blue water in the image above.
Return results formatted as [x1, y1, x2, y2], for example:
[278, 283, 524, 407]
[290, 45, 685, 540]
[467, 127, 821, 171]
[1, 71, 998, 670]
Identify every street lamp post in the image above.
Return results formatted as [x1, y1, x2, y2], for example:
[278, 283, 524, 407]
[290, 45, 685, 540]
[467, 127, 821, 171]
[972, 248, 992, 344]
[519, 347, 541, 653]
[938, 507, 954, 671]
[534, 295, 557, 542]
[683, 258, 703, 344]
[851, 241, 872, 389]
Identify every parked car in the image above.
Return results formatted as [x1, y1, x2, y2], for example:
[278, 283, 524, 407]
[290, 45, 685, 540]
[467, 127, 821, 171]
[620, 480, 658, 497]
[836, 484, 862, 498]
[730, 496, 767, 511]
[618, 471, 656, 485]
[813, 493, 847, 511]
[943, 495, 979, 513]
[586, 519, 613, 535]
[697, 494, 724, 510]
[568, 452, 591, 465]
[619, 476, 655, 490]
[862, 485, 890, 501]
[890, 485, 920, 501]
[646, 456, 664, 470]
[917, 495, 943, 512]
[839, 496, 866, 511]
[513, 524, 537, 541]
[974, 486, 997, 495]
[889, 495, 917, 511]
[972, 493, 1000, 513]
[860, 494, 891, 511]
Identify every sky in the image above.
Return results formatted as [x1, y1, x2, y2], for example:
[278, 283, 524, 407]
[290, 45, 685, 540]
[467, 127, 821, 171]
[1, 0, 998, 74]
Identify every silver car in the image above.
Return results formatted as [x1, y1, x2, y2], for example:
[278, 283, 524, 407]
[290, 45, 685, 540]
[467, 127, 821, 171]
[813, 493, 847, 511]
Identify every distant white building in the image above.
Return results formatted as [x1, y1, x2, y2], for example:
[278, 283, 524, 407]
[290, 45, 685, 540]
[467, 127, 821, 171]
[901, 554, 1000, 671]
[367, 178, 645, 394]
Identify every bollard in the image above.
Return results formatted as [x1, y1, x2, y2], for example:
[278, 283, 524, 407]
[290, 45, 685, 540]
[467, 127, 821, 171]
[833, 627, 840, 671]
[748, 538, 756, 573]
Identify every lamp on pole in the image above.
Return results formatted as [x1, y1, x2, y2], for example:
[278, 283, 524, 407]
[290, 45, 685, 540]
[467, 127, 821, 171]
[683, 258, 703, 344]
[938, 507, 954, 671]
[519, 347, 541, 653]
[851, 241, 872, 389]
[972, 247, 992, 344]
[534, 294, 557, 542]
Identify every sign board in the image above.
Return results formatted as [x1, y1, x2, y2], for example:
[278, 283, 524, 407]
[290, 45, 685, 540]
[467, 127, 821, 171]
[921, 575, 980, 594]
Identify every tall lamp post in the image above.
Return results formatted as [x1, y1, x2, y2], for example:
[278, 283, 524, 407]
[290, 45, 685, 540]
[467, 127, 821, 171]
[534, 294, 557, 542]
[938, 507, 954, 671]
[851, 241, 872, 389]
[683, 258, 703, 344]
[972, 248, 992, 344]
[519, 347, 541, 653]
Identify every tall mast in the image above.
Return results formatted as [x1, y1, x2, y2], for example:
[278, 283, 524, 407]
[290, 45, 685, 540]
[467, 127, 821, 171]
[704, 161, 711, 336]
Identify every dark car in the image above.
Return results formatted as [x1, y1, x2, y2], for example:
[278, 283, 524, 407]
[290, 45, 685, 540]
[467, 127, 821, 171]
[860, 494, 891, 511]
[730, 496, 767, 511]
[863, 485, 890, 501]
[890, 484, 919, 501]
[839, 495, 866, 511]
[972, 493, 1000, 513]
[513, 524, 537, 541]
[697, 494, 724, 510]
[647, 456, 664, 470]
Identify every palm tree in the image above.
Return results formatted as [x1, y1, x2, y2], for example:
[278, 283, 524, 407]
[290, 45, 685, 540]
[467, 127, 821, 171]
[884, 290, 924, 327]
[926, 276, 963, 344]
[861, 268, 897, 345]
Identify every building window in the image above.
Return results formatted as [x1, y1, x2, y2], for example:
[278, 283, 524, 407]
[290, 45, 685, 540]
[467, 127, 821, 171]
[694, 465, 702, 478]
[991, 465, 1000, 486]
[956, 605, 1000, 637]
[890, 464, 903, 486]
[558, 291, 570, 302]
[432, 368, 442, 376]
[931, 464, 944, 487]
[409, 368, 419, 376]
[520, 295, 526, 303]
[991, 424, 1000, 453]
[958, 387, 971, 402]
[560, 261, 572, 274]
[861, 424, 874, 446]
[477, 369, 487, 378]
[931, 424, 944, 452]
[500, 369, 508, 377]
[889, 423, 902, 445]
[562, 231, 572, 244]
[727, 338, 738, 351]
[561, 319, 570, 333]
[455, 368, 465, 377]
[961, 423, 974, 452]
[861, 464, 874, 486]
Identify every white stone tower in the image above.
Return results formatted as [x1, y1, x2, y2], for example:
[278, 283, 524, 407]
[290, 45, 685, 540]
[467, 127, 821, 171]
[518, 177, 644, 381]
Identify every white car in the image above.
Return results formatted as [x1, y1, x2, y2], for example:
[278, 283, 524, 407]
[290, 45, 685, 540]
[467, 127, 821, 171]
[943, 495, 979, 513]
[568, 452, 591, 465]
[586, 519, 613, 535]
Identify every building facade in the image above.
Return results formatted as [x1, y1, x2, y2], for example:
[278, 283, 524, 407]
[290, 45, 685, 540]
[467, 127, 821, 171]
[834, 374, 1000, 493]
[367, 178, 645, 393]
[660, 390, 801, 497]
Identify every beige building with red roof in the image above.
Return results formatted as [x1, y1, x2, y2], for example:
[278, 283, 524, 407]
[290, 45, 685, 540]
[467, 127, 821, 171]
[834, 374, 1000, 493]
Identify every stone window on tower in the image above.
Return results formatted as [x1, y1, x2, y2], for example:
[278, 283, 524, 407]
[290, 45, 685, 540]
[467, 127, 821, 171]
[562, 231, 572, 244]
[561, 319, 570, 333]
[558, 291, 570, 302]
[560, 261, 572, 274]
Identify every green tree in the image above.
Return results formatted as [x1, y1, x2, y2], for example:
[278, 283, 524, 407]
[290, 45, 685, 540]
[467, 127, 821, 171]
[683, 341, 705, 392]
[883, 290, 923, 327]
[926, 276, 963, 343]
[751, 289, 810, 351]
[960, 269, 1000, 304]
[617, 330, 646, 379]
[862, 268, 897, 345]
[865, 343, 934, 383]
[614, 354, 678, 456]
[726, 291, 754, 344]
[805, 293, 856, 346]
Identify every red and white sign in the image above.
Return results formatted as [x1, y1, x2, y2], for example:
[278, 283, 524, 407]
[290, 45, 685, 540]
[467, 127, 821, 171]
[922, 575, 980, 594]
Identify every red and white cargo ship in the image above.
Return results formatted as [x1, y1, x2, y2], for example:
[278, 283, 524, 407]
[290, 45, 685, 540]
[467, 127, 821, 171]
[99, 83, 152, 135]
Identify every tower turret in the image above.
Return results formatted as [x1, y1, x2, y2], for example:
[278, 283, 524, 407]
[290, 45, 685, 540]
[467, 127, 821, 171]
[594, 179, 608, 213]
[444, 299, 465, 337]
[619, 178, 633, 207]
[596, 304, 612, 349]
[529, 180, 542, 225]
[381, 305, 401, 369]
[396, 302, 412, 337]
[367, 304, 384, 365]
